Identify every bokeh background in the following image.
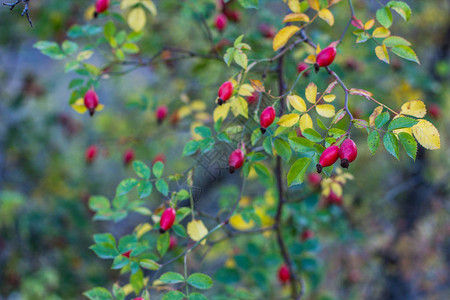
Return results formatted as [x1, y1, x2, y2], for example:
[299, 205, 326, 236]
[0, 0, 449, 299]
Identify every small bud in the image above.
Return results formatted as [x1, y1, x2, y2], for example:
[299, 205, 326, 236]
[224, 10, 241, 23]
[85, 145, 98, 164]
[429, 104, 441, 120]
[215, 13, 228, 32]
[156, 106, 169, 124]
[301, 229, 314, 241]
[123, 149, 135, 166]
[296, 62, 310, 76]
[258, 23, 276, 39]
[152, 153, 166, 165]
[278, 264, 290, 284]
[121, 250, 132, 258]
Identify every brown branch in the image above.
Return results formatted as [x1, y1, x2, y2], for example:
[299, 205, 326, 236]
[3, 0, 32, 27]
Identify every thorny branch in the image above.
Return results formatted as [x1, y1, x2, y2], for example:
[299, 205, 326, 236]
[3, 0, 32, 27]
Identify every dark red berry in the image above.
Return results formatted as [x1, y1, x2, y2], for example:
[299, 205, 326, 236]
[215, 13, 228, 32]
[152, 153, 166, 165]
[429, 104, 441, 120]
[85, 145, 98, 164]
[301, 229, 314, 241]
[339, 139, 357, 168]
[278, 264, 290, 284]
[218, 81, 234, 105]
[123, 149, 135, 166]
[316, 46, 337, 68]
[160, 208, 176, 233]
[316, 145, 339, 173]
[246, 91, 259, 105]
[84, 90, 99, 116]
[132, 298, 144, 300]
[296, 62, 309, 76]
[260, 106, 275, 134]
[122, 250, 132, 258]
[258, 23, 276, 39]
[307, 173, 321, 188]
[169, 236, 177, 249]
[156, 106, 168, 124]
[229, 148, 244, 173]
[327, 191, 342, 206]
[224, 10, 241, 22]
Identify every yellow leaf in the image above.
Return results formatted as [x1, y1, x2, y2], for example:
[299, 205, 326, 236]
[195, 112, 211, 121]
[250, 79, 265, 92]
[372, 27, 390, 38]
[375, 44, 389, 64]
[283, 13, 310, 23]
[134, 223, 152, 238]
[127, 7, 147, 32]
[316, 104, 335, 118]
[316, 44, 321, 55]
[190, 100, 206, 111]
[364, 19, 375, 30]
[121, 0, 139, 10]
[400, 100, 426, 118]
[178, 105, 192, 119]
[255, 207, 275, 227]
[213, 102, 231, 122]
[304, 54, 316, 64]
[305, 82, 317, 104]
[96, 104, 104, 112]
[71, 98, 87, 114]
[287, 95, 306, 112]
[187, 219, 208, 246]
[299, 113, 313, 131]
[412, 119, 440, 150]
[238, 84, 254, 96]
[323, 94, 336, 103]
[318, 9, 334, 26]
[307, 0, 320, 10]
[229, 214, 254, 230]
[84, 5, 96, 21]
[141, 0, 157, 16]
[277, 113, 300, 127]
[369, 106, 384, 127]
[331, 182, 342, 197]
[287, 0, 301, 13]
[230, 96, 248, 118]
[273, 26, 300, 51]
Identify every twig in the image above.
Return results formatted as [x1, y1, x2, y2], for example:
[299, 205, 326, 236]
[3, 0, 32, 27]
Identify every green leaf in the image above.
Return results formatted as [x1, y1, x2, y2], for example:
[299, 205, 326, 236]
[194, 126, 212, 138]
[175, 207, 191, 223]
[388, 116, 418, 131]
[122, 42, 139, 54]
[383, 36, 411, 47]
[391, 45, 420, 64]
[398, 132, 417, 161]
[133, 161, 151, 179]
[130, 269, 144, 295]
[187, 273, 213, 290]
[162, 291, 185, 300]
[62, 40, 78, 55]
[367, 131, 380, 155]
[140, 259, 160, 270]
[375, 112, 390, 128]
[273, 139, 292, 161]
[152, 161, 164, 178]
[316, 117, 327, 130]
[65, 61, 80, 73]
[250, 129, 262, 146]
[302, 128, 322, 142]
[376, 6, 393, 28]
[224, 48, 235, 66]
[159, 272, 185, 284]
[155, 179, 169, 196]
[68, 78, 84, 89]
[90, 242, 119, 259]
[252, 163, 272, 182]
[83, 63, 101, 76]
[234, 50, 248, 69]
[263, 136, 273, 155]
[137, 181, 153, 198]
[287, 158, 311, 187]
[89, 196, 110, 211]
[83, 287, 113, 300]
[288, 137, 316, 153]
[238, 0, 259, 9]
[183, 140, 200, 156]
[157, 232, 170, 257]
[112, 255, 129, 270]
[33, 41, 66, 60]
[189, 293, 209, 300]
[387, 1, 411, 21]
[118, 235, 137, 253]
[77, 50, 94, 61]
[172, 223, 187, 237]
[383, 132, 399, 159]
[112, 195, 128, 210]
[104, 20, 116, 38]
[116, 178, 138, 196]
[93, 233, 116, 245]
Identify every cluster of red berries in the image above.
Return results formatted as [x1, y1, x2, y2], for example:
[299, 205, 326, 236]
[214, 0, 241, 32]
[316, 139, 357, 173]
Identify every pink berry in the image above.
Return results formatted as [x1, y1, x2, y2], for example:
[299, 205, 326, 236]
[259, 106, 276, 134]
[160, 208, 176, 233]
[217, 81, 234, 105]
[215, 13, 228, 32]
[84, 90, 99, 116]
[228, 149, 244, 173]
[316, 47, 337, 67]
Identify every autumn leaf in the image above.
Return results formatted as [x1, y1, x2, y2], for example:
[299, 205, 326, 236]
[299, 113, 313, 131]
[400, 100, 426, 118]
[277, 114, 300, 127]
[273, 26, 300, 51]
[283, 13, 310, 23]
[187, 219, 208, 246]
[318, 9, 334, 26]
[375, 44, 389, 64]
[316, 104, 335, 118]
[412, 119, 440, 150]
[128, 7, 147, 32]
[213, 102, 231, 122]
[305, 82, 317, 103]
[287, 95, 306, 112]
[229, 214, 254, 230]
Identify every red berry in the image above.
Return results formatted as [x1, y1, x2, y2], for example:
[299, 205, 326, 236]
[278, 264, 290, 284]
[429, 104, 441, 120]
[224, 10, 241, 22]
[169, 236, 177, 249]
[296, 62, 309, 76]
[339, 139, 357, 168]
[84, 90, 99, 116]
[258, 23, 276, 39]
[132, 298, 144, 300]
[215, 13, 228, 32]
[85, 145, 98, 164]
[95, 0, 110, 14]
[246, 91, 259, 104]
[229, 148, 244, 173]
[301, 229, 314, 241]
[307, 173, 321, 188]
[327, 191, 342, 205]
[122, 250, 132, 258]
[316, 46, 337, 67]
[260, 106, 276, 134]
[217, 81, 234, 105]
[152, 153, 166, 165]
[156, 106, 168, 124]
[316, 145, 339, 173]
[160, 208, 176, 233]
[123, 149, 135, 166]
